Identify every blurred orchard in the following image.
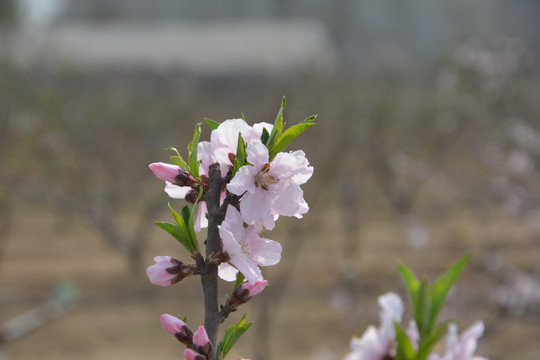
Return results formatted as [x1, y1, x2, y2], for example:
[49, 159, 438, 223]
[0, 1, 539, 360]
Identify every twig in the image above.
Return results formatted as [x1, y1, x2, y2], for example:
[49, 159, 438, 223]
[201, 163, 224, 359]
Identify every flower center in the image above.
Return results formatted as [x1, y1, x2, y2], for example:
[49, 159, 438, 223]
[254, 163, 279, 191]
[240, 240, 250, 255]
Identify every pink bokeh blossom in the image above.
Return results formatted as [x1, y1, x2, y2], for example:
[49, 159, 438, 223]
[428, 322, 487, 360]
[344, 293, 404, 360]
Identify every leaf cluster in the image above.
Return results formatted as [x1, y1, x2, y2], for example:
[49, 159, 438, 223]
[394, 254, 471, 360]
[216, 313, 253, 360]
[264, 96, 317, 160]
[155, 203, 199, 254]
[166, 122, 202, 180]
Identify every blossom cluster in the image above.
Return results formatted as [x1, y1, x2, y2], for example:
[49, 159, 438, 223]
[160, 314, 213, 360]
[344, 293, 488, 360]
[146, 109, 314, 359]
[148, 118, 313, 285]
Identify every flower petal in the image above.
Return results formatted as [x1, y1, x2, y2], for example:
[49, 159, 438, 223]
[240, 190, 272, 225]
[227, 165, 257, 195]
[218, 263, 238, 282]
[250, 237, 282, 266]
[164, 182, 191, 199]
[270, 180, 306, 217]
[229, 256, 263, 285]
[245, 141, 269, 169]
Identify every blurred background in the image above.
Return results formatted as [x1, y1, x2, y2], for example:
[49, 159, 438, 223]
[1, 1, 540, 359]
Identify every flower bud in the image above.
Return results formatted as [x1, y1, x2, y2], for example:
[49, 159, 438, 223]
[160, 314, 193, 346]
[149, 162, 197, 187]
[193, 326, 212, 357]
[185, 189, 200, 204]
[229, 280, 268, 307]
[146, 256, 192, 286]
[184, 349, 206, 360]
[243, 280, 267, 297]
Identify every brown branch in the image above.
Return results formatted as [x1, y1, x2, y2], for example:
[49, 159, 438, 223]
[201, 163, 224, 359]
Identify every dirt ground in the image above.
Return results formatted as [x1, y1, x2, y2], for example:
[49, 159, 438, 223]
[1, 208, 539, 360]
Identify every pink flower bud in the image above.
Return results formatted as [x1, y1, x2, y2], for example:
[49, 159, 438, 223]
[184, 349, 205, 360]
[146, 256, 189, 286]
[193, 326, 210, 347]
[149, 162, 183, 183]
[193, 326, 212, 357]
[160, 314, 187, 335]
[149, 162, 196, 187]
[160, 314, 193, 345]
[242, 280, 267, 297]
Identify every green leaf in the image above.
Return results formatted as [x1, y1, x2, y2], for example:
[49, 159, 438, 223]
[154, 222, 194, 253]
[187, 199, 201, 251]
[204, 118, 220, 130]
[415, 279, 432, 339]
[428, 254, 470, 332]
[217, 313, 253, 359]
[268, 114, 316, 159]
[168, 203, 184, 226]
[416, 323, 449, 360]
[266, 96, 286, 150]
[395, 322, 416, 360]
[187, 123, 201, 178]
[233, 133, 247, 175]
[180, 205, 198, 252]
[261, 127, 270, 145]
[233, 272, 246, 291]
[165, 147, 188, 169]
[397, 262, 421, 306]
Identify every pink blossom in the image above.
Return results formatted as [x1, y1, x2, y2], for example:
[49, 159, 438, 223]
[428, 322, 488, 360]
[146, 256, 191, 286]
[242, 279, 268, 297]
[218, 205, 282, 284]
[193, 326, 211, 347]
[406, 320, 420, 350]
[344, 293, 404, 360]
[184, 349, 205, 360]
[227, 141, 313, 225]
[210, 118, 257, 166]
[192, 326, 212, 359]
[160, 314, 193, 345]
[160, 314, 188, 335]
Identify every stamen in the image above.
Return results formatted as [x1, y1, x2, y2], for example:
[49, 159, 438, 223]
[254, 163, 280, 191]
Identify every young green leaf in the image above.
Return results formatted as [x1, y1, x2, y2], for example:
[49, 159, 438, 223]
[204, 118, 220, 130]
[397, 262, 421, 307]
[154, 222, 194, 253]
[415, 322, 449, 360]
[265, 96, 286, 150]
[168, 203, 184, 227]
[217, 313, 253, 359]
[165, 147, 189, 169]
[261, 127, 270, 145]
[180, 205, 198, 252]
[268, 115, 316, 159]
[394, 322, 416, 360]
[415, 279, 432, 339]
[428, 254, 471, 332]
[233, 272, 246, 291]
[233, 133, 247, 175]
[187, 123, 201, 178]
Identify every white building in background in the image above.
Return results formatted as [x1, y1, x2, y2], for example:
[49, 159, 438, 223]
[4, 0, 540, 73]
[6, 0, 336, 74]
[16, 0, 65, 29]
[4, 20, 336, 74]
